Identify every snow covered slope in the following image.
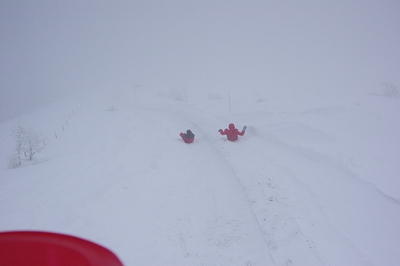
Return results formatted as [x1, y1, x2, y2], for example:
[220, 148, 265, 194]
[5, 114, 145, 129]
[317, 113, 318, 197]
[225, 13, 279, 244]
[1, 87, 400, 265]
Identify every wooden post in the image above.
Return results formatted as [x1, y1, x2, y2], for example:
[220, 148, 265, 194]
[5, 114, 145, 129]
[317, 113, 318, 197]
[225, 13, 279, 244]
[229, 93, 231, 113]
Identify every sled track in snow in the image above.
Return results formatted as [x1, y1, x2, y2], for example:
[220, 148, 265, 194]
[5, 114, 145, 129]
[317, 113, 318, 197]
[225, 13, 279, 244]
[214, 133, 329, 265]
[241, 131, 375, 265]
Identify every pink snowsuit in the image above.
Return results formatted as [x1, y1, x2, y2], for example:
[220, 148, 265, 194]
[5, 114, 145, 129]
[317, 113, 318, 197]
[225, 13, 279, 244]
[219, 123, 245, 141]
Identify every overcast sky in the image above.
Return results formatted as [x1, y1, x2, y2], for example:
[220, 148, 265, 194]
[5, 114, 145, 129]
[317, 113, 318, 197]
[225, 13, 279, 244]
[1, 0, 399, 121]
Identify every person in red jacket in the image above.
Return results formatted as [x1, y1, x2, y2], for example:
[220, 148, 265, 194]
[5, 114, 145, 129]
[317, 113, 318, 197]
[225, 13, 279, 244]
[180, 129, 195, 143]
[219, 123, 247, 141]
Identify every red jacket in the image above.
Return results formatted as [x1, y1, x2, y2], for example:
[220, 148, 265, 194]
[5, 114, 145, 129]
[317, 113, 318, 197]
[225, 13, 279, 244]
[219, 123, 245, 141]
[180, 132, 194, 143]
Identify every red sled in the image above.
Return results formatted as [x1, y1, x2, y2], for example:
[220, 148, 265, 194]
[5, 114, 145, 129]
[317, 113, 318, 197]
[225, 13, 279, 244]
[0, 231, 123, 266]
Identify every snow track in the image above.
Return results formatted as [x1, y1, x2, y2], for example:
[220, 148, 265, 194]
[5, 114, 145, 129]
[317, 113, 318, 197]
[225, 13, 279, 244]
[219, 132, 371, 265]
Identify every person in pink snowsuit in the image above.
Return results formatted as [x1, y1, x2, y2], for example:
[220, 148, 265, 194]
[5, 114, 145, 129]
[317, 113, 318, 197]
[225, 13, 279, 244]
[219, 123, 246, 141]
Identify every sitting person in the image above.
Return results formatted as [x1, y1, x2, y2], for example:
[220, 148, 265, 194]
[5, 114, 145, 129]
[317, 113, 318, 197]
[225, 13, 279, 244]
[219, 123, 246, 141]
[180, 129, 195, 143]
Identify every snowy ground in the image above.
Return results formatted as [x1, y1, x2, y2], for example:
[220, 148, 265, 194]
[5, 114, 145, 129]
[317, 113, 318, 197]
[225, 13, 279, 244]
[1, 87, 400, 265]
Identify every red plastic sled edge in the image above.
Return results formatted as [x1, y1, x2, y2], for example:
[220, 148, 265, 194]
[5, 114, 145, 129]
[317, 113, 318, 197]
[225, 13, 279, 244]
[0, 231, 123, 266]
